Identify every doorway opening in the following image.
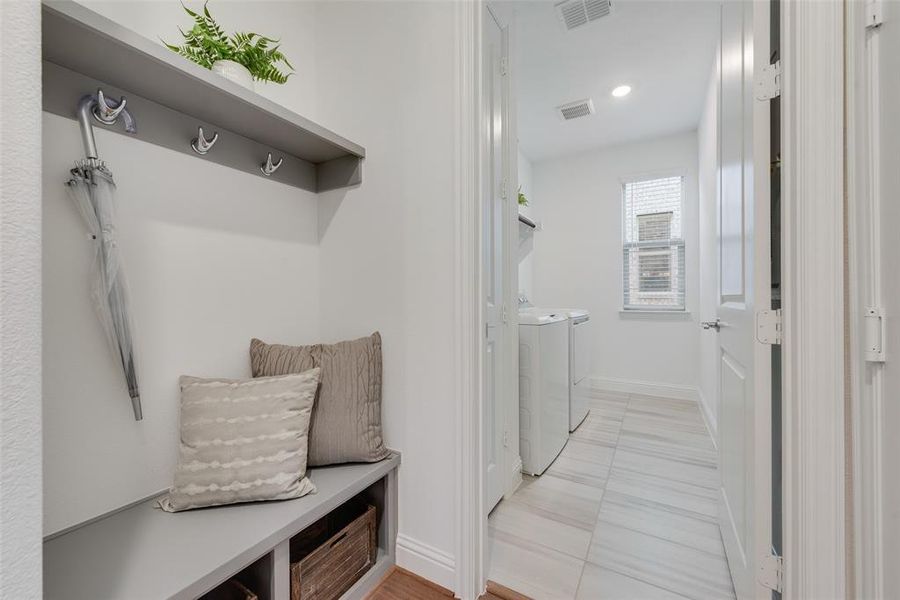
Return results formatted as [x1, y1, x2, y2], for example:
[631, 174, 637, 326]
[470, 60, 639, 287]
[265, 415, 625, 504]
[478, 2, 778, 598]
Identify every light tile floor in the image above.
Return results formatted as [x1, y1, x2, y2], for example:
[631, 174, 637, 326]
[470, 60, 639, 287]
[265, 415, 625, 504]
[487, 389, 736, 600]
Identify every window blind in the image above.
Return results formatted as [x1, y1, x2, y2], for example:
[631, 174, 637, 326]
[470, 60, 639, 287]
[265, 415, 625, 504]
[622, 176, 685, 311]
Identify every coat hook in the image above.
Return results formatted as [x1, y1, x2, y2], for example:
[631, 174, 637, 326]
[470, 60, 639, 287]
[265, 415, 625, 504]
[260, 152, 283, 177]
[191, 127, 219, 155]
[93, 89, 128, 125]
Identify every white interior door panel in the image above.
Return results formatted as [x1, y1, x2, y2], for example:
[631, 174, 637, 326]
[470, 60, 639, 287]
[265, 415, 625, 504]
[715, 2, 773, 598]
[483, 6, 505, 514]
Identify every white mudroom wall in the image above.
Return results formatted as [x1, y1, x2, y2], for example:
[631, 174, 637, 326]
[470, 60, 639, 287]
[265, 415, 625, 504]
[532, 131, 701, 391]
[43, 0, 464, 587]
[76, 0, 319, 118]
[698, 59, 720, 432]
[312, 1, 459, 588]
[42, 120, 321, 536]
[42, 2, 321, 536]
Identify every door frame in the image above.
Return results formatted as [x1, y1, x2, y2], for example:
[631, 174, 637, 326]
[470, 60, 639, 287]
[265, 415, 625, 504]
[453, 1, 520, 598]
[846, 1, 885, 598]
[452, 1, 486, 598]
[452, 1, 849, 598]
[780, 0, 847, 598]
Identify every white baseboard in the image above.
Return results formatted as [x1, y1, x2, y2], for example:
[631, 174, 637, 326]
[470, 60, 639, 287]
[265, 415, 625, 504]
[589, 375, 699, 402]
[697, 388, 718, 450]
[396, 533, 456, 592]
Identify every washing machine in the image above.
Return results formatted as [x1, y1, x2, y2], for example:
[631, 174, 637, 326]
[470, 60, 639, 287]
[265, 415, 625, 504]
[518, 310, 569, 476]
[520, 305, 591, 432]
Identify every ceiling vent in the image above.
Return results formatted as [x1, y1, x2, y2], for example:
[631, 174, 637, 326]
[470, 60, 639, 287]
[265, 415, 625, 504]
[555, 0, 612, 31]
[557, 98, 595, 121]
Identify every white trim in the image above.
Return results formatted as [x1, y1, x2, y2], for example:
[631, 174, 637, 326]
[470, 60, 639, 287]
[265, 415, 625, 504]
[396, 534, 456, 592]
[846, 2, 884, 598]
[452, 1, 484, 599]
[618, 167, 689, 186]
[588, 376, 699, 402]
[781, 1, 846, 598]
[618, 310, 693, 320]
[697, 388, 718, 450]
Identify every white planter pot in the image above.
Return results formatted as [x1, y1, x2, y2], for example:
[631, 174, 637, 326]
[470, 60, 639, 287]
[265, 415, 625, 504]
[211, 60, 254, 91]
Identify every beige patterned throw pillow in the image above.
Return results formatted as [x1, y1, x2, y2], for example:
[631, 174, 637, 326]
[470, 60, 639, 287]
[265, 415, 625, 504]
[159, 369, 320, 512]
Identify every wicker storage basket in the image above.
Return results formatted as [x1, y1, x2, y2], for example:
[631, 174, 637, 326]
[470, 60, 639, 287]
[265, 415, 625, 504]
[290, 504, 377, 600]
[200, 578, 258, 600]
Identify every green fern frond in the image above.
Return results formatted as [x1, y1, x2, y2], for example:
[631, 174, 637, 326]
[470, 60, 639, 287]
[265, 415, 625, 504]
[163, 1, 294, 85]
[265, 45, 294, 71]
[255, 64, 290, 84]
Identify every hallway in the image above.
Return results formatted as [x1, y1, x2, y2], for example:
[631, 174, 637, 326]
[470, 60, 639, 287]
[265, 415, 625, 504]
[487, 388, 735, 599]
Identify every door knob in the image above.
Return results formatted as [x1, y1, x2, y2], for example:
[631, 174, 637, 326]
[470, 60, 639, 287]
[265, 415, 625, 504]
[701, 319, 722, 331]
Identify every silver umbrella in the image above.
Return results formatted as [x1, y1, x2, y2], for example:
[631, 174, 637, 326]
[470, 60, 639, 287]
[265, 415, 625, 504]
[66, 90, 142, 421]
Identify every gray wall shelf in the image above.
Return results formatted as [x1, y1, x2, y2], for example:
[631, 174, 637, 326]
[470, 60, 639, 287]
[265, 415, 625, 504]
[43, 454, 400, 600]
[41, 0, 365, 193]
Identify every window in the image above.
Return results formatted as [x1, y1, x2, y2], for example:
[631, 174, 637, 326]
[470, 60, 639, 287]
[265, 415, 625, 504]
[637, 212, 672, 241]
[622, 176, 685, 311]
[638, 251, 672, 291]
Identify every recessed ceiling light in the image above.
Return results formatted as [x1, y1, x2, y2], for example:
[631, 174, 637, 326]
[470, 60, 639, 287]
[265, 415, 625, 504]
[611, 85, 632, 98]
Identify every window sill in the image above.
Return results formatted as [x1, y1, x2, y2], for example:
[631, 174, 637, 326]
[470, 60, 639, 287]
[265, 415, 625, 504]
[619, 310, 693, 321]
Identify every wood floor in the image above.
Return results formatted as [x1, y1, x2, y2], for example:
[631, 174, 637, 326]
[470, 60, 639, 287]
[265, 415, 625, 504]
[487, 389, 736, 600]
[366, 567, 526, 600]
[366, 567, 455, 600]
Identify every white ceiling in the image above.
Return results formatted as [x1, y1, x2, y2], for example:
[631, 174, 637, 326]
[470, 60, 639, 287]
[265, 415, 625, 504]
[512, 0, 720, 162]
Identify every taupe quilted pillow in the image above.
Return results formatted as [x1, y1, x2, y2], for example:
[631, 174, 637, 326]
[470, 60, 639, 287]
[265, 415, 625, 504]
[159, 369, 320, 512]
[250, 333, 389, 466]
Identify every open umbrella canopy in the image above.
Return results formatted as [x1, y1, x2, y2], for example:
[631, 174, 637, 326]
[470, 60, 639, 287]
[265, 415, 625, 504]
[66, 164, 142, 421]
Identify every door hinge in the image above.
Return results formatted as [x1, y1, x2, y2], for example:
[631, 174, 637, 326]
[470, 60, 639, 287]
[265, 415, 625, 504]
[502, 304, 509, 324]
[500, 179, 508, 200]
[866, 0, 883, 28]
[755, 60, 782, 101]
[502, 430, 510, 448]
[759, 552, 784, 593]
[500, 56, 509, 76]
[756, 309, 782, 345]
[864, 306, 886, 362]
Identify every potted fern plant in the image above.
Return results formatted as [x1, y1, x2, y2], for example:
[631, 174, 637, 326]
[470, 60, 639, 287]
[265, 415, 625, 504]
[163, 2, 293, 91]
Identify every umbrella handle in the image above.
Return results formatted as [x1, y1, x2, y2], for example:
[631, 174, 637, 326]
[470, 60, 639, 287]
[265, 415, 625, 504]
[77, 90, 137, 163]
[94, 90, 127, 124]
[131, 396, 143, 421]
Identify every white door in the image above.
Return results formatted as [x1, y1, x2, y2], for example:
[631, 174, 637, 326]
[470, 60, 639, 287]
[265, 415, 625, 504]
[483, 5, 505, 513]
[715, 1, 773, 598]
